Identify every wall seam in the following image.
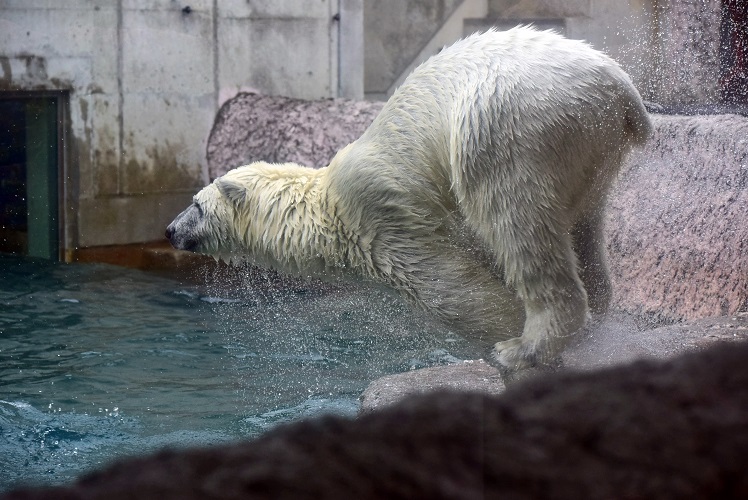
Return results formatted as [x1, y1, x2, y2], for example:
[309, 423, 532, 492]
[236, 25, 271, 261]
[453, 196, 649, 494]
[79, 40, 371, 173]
[382, 0, 468, 97]
[210, 0, 218, 185]
[117, 0, 124, 195]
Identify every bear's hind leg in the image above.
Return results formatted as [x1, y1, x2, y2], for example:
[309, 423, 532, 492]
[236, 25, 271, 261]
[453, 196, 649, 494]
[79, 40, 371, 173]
[397, 245, 525, 346]
[486, 222, 589, 381]
[571, 210, 612, 315]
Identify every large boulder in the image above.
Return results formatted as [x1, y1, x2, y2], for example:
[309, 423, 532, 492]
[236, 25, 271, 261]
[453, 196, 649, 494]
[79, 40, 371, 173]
[607, 113, 748, 322]
[206, 93, 384, 179]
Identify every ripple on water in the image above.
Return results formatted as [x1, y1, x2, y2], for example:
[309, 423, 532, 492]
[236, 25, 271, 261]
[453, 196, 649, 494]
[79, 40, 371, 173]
[0, 399, 234, 489]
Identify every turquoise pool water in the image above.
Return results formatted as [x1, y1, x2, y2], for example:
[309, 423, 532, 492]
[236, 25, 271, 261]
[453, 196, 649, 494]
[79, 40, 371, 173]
[0, 256, 476, 491]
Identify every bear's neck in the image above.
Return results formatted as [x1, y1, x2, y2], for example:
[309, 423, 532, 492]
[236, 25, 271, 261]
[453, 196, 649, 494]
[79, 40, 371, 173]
[238, 168, 363, 279]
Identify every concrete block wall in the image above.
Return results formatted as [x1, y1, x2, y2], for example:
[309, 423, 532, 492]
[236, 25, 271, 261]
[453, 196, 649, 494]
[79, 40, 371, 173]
[563, 0, 659, 101]
[651, 0, 722, 106]
[363, 0, 467, 101]
[364, 0, 725, 107]
[0, 0, 363, 257]
[479, 0, 725, 105]
[364, 0, 660, 101]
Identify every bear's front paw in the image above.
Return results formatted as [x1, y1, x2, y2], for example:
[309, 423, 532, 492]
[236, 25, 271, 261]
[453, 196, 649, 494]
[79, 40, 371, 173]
[488, 338, 562, 384]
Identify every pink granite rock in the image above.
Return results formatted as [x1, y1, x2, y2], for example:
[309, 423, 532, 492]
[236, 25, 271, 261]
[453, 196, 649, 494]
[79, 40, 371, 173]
[607, 113, 748, 322]
[206, 93, 384, 179]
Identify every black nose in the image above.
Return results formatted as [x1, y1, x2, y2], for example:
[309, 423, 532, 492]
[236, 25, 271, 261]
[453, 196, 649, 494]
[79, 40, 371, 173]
[165, 225, 174, 240]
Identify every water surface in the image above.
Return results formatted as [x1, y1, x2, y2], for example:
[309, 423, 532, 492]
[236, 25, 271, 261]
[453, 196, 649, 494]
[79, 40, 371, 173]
[0, 256, 475, 491]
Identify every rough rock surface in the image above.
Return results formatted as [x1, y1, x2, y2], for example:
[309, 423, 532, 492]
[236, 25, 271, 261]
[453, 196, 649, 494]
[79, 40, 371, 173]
[206, 93, 384, 178]
[360, 313, 748, 411]
[359, 359, 504, 413]
[607, 113, 748, 322]
[5, 341, 748, 499]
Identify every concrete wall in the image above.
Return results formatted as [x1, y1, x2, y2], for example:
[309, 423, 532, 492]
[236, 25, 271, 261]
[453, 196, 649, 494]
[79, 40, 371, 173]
[650, 0, 722, 106]
[364, 0, 724, 106]
[559, 0, 721, 106]
[480, 0, 724, 105]
[0, 0, 726, 257]
[0, 0, 363, 256]
[564, 0, 659, 101]
[364, 0, 490, 101]
[364, 0, 660, 100]
[364, 0, 466, 100]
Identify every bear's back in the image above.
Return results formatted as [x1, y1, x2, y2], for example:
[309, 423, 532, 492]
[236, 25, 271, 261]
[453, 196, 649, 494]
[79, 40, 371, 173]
[350, 27, 647, 200]
[324, 26, 649, 259]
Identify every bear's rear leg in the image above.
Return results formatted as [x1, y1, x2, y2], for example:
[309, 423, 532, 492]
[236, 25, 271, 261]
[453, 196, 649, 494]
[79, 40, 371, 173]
[572, 209, 612, 315]
[397, 245, 525, 345]
[487, 229, 589, 382]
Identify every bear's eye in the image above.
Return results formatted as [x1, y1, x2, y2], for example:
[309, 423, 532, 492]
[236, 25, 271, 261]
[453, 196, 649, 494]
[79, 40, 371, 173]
[193, 202, 203, 217]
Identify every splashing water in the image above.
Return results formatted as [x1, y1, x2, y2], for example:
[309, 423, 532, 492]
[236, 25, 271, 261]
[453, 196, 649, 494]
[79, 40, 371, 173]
[0, 256, 476, 491]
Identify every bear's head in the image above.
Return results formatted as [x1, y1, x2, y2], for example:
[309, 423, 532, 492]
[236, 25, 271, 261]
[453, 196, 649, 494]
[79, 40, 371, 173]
[166, 163, 274, 257]
[166, 162, 323, 263]
[165, 180, 241, 258]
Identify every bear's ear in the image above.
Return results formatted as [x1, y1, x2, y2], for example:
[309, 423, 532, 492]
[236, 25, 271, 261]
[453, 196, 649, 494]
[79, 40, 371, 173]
[216, 177, 248, 206]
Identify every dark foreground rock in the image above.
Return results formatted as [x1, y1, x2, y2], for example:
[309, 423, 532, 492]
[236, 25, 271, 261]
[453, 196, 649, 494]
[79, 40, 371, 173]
[5, 341, 748, 500]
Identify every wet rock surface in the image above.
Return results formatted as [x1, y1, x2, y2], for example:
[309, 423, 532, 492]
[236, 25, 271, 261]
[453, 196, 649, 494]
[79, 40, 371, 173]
[360, 312, 748, 412]
[359, 359, 505, 413]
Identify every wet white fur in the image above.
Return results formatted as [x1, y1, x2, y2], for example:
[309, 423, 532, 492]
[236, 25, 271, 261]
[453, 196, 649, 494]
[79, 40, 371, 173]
[170, 26, 652, 378]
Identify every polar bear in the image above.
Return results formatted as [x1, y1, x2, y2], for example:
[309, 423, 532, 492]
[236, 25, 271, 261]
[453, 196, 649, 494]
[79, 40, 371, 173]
[166, 27, 652, 379]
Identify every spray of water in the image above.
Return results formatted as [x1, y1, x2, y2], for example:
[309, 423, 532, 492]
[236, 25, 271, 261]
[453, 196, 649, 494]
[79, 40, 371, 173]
[187, 260, 477, 427]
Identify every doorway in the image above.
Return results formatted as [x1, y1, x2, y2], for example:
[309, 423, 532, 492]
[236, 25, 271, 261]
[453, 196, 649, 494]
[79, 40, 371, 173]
[0, 94, 63, 260]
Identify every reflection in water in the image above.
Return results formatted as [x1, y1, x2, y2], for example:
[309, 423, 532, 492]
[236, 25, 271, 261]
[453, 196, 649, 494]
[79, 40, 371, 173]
[0, 256, 475, 490]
